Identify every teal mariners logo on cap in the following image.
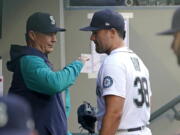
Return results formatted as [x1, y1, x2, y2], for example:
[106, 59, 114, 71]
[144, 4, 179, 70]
[103, 76, 113, 88]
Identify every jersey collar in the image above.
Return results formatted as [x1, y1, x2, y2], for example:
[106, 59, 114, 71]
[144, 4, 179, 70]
[110, 46, 133, 55]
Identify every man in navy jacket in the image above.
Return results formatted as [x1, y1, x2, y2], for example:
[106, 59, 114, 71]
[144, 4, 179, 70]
[7, 12, 88, 135]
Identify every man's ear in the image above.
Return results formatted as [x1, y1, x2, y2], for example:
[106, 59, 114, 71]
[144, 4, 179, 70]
[28, 31, 36, 41]
[110, 28, 117, 38]
[111, 28, 116, 35]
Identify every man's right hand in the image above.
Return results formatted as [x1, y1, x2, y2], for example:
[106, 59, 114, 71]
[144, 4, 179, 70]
[78, 56, 89, 64]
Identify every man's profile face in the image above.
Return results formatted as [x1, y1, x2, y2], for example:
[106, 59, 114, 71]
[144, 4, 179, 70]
[171, 32, 180, 65]
[32, 32, 57, 54]
[90, 29, 113, 54]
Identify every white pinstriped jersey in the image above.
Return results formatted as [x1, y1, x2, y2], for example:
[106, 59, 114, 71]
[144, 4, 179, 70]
[96, 47, 152, 131]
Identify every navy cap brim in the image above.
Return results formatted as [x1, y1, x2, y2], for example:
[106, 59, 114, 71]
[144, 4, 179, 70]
[57, 27, 66, 32]
[52, 27, 66, 32]
[80, 26, 101, 31]
[158, 29, 176, 35]
[40, 27, 66, 33]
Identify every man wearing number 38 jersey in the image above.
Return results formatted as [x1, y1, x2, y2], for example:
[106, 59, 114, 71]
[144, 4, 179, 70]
[80, 9, 152, 135]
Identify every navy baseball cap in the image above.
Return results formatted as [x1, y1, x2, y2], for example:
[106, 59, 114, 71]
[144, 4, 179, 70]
[80, 9, 125, 32]
[0, 95, 34, 135]
[158, 7, 180, 35]
[26, 12, 66, 33]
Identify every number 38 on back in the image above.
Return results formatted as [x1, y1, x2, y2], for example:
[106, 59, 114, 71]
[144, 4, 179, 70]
[133, 77, 150, 108]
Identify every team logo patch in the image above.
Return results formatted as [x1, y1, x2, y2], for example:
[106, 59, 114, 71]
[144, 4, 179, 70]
[103, 76, 113, 88]
[49, 16, 55, 25]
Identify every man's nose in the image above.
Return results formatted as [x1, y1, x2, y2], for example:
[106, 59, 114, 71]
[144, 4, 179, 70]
[171, 38, 175, 50]
[171, 43, 174, 50]
[52, 34, 57, 42]
[90, 34, 95, 41]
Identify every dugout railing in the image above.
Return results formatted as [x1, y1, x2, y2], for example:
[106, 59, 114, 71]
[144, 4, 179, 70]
[150, 95, 180, 122]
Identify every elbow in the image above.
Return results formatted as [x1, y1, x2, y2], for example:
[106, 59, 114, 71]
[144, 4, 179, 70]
[114, 112, 122, 122]
[50, 85, 63, 95]
[44, 85, 60, 95]
[113, 112, 122, 127]
[50, 89, 58, 95]
[109, 110, 122, 123]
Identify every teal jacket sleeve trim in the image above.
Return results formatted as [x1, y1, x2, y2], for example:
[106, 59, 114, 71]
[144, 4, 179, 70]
[65, 88, 71, 117]
[65, 88, 72, 135]
[20, 55, 83, 95]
